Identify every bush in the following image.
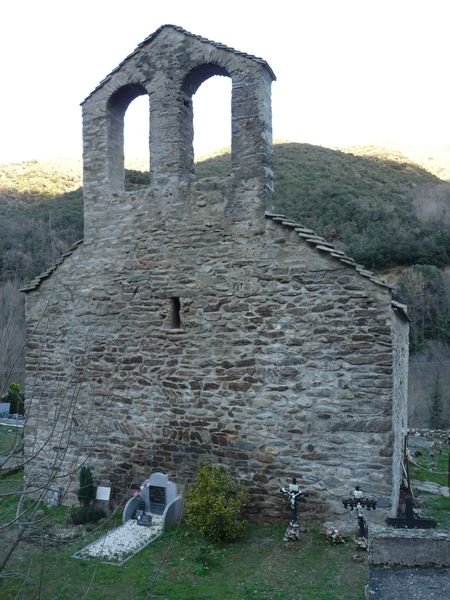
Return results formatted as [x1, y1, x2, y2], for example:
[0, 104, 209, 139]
[186, 461, 249, 542]
[70, 506, 106, 525]
[6, 383, 24, 415]
[77, 465, 96, 507]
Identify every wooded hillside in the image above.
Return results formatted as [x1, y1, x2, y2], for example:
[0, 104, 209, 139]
[1, 143, 450, 426]
[1, 144, 450, 354]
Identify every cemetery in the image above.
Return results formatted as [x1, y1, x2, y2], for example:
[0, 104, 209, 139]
[1, 412, 450, 597]
[74, 472, 182, 564]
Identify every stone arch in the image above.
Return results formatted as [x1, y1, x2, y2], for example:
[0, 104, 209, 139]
[180, 63, 231, 174]
[106, 83, 149, 191]
[81, 26, 276, 228]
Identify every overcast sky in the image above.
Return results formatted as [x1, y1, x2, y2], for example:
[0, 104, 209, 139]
[1, 0, 449, 164]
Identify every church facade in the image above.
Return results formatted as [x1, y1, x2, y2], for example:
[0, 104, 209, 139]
[22, 25, 408, 524]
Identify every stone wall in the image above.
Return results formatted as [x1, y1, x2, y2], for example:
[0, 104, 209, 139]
[22, 25, 408, 527]
[81, 25, 275, 243]
[24, 174, 403, 525]
[390, 310, 409, 512]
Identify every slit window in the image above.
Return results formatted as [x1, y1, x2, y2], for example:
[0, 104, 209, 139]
[169, 297, 181, 329]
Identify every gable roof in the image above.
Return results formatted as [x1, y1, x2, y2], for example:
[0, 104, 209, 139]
[21, 213, 399, 295]
[19, 239, 83, 293]
[81, 24, 276, 105]
[265, 212, 408, 320]
[265, 212, 393, 290]
[19, 213, 408, 319]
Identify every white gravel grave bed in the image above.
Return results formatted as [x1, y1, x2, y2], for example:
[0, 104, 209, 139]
[74, 516, 163, 565]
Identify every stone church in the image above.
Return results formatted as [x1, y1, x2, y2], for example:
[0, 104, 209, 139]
[22, 25, 408, 524]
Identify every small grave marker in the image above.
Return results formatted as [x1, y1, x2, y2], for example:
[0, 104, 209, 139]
[122, 471, 183, 530]
[96, 484, 112, 512]
[280, 477, 309, 541]
[342, 486, 377, 546]
[137, 513, 153, 527]
[44, 486, 61, 507]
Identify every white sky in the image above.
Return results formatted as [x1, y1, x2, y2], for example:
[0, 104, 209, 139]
[1, 0, 449, 164]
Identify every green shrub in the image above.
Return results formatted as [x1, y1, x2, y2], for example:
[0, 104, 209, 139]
[186, 461, 249, 542]
[77, 465, 96, 507]
[70, 506, 106, 525]
[7, 383, 24, 415]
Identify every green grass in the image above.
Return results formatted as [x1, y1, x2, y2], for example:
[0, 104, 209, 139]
[0, 426, 23, 456]
[0, 523, 367, 600]
[409, 442, 450, 528]
[0, 470, 24, 523]
[410, 446, 450, 487]
[420, 494, 450, 529]
[0, 466, 366, 600]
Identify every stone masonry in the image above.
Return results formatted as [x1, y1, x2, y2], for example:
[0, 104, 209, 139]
[22, 25, 408, 526]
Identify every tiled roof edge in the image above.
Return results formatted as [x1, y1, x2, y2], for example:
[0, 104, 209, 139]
[20, 239, 83, 294]
[265, 212, 394, 292]
[391, 300, 410, 321]
[81, 24, 276, 105]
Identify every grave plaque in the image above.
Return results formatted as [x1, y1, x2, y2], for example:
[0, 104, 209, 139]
[45, 486, 60, 507]
[149, 486, 166, 505]
[96, 486, 111, 502]
[137, 513, 153, 527]
[95, 484, 112, 512]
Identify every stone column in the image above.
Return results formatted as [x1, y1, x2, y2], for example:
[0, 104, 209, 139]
[231, 66, 274, 212]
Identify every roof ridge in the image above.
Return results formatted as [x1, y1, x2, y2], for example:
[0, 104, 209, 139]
[265, 212, 394, 291]
[81, 24, 275, 105]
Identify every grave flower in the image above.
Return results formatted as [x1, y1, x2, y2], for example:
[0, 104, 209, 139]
[325, 527, 346, 544]
[356, 537, 368, 551]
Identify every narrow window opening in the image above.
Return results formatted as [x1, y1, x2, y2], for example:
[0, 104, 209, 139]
[192, 75, 232, 176]
[107, 84, 149, 192]
[169, 297, 181, 329]
[124, 94, 150, 190]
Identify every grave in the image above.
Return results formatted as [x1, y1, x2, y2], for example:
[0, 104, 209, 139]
[386, 494, 436, 529]
[123, 472, 183, 527]
[74, 472, 182, 564]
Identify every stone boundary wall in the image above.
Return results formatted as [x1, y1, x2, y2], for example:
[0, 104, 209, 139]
[369, 529, 450, 566]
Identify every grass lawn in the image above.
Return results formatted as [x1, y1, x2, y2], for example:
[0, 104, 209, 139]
[1, 430, 448, 599]
[410, 445, 450, 487]
[0, 425, 23, 456]
[0, 520, 368, 600]
[409, 440, 450, 529]
[0, 463, 367, 600]
[419, 494, 450, 529]
[0, 429, 367, 600]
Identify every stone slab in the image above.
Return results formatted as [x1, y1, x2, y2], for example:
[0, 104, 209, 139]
[412, 479, 449, 497]
[369, 529, 450, 567]
[367, 566, 450, 600]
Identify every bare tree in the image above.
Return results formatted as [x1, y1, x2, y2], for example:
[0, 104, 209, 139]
[0, 279, 25, 396]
